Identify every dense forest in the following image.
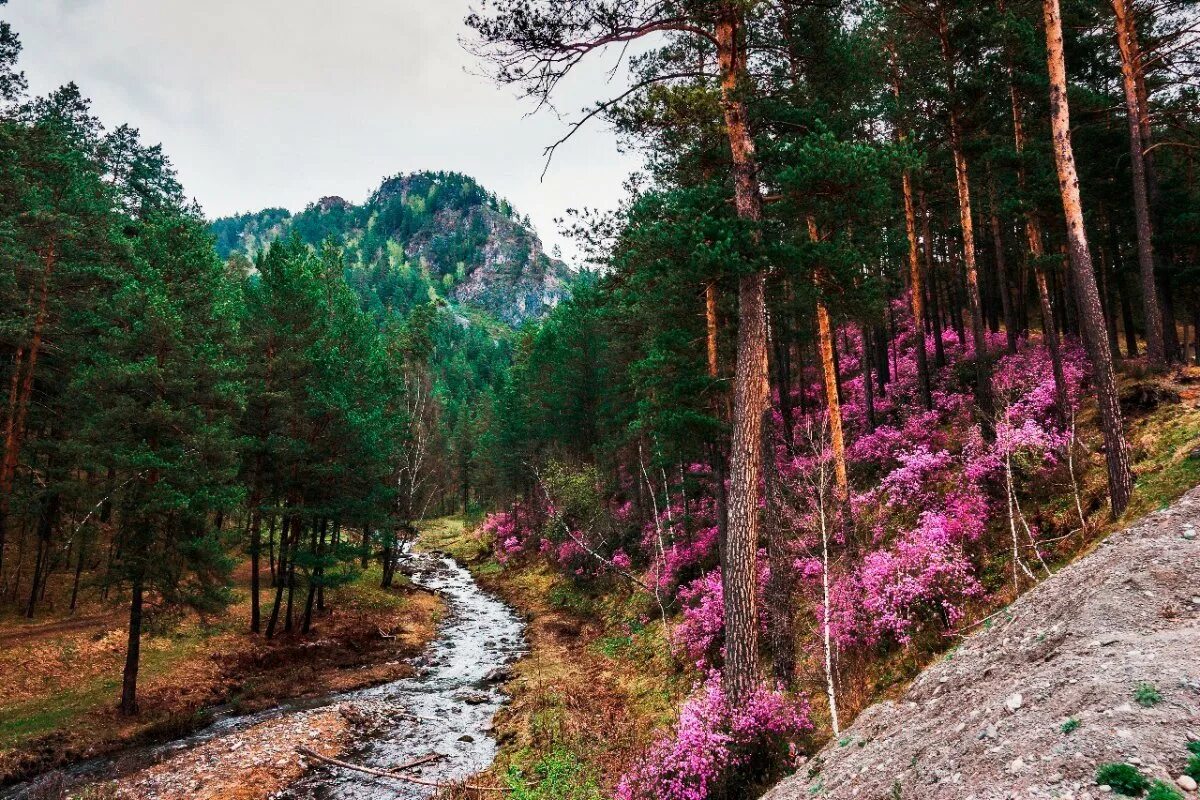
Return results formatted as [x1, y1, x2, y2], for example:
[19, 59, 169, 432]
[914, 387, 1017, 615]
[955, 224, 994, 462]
[0, 5, 544, 717]
[2, 0, 1200, 797]
[458, 0, 1200, 797]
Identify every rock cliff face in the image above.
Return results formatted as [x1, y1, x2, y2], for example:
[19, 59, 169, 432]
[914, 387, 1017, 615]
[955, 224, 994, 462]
[765, 487, 1200, 800]
[210, 171, 571, 325]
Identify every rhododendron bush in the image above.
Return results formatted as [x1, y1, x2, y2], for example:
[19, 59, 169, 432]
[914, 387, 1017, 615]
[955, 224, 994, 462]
[615, 676, 811, 800]
[477, 296, 1095, 800]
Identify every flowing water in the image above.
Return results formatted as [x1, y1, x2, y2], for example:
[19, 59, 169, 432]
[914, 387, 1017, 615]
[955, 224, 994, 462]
[1, 546, 526, 799]
[282, 548, 525, 798]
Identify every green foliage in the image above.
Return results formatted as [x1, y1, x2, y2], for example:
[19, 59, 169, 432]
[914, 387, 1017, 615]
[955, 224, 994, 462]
[506, 747, 605, 800]
[1186, 755, 1200, 782]
[1060, 718, 1080, 734]
[1134, 683, 1162, 707]
[210, 171, 569, 324]
[1146, 780, 1184, 800]
[1188, 741, 1200, 757]
[1095, 763, 1151, 796]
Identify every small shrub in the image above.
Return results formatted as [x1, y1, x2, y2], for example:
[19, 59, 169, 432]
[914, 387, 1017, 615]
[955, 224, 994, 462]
[1061, 718, 1080, 734]
[1187, 740, 1200, 756]
[1146, 780, 1183, 800]
[507, 747, 604, 800]
[1185, 754, 1200, 782]
[1134, 682, 1162, 707]
[1095, 763, 1150, 796]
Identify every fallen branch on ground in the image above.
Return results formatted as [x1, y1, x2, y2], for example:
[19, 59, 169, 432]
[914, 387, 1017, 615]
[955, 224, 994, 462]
[296, 747, 508, 793]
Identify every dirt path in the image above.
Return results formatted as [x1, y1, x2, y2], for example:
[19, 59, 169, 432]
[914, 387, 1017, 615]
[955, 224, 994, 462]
[765, 485, 1200, 800]
[0, 612, 122, 645]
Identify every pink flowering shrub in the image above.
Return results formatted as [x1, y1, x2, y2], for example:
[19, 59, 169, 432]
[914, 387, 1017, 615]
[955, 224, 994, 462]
[855, 489, 987, 643]
[671, 570, 725, 669]
[478, 505, 541, 564]
[615, 675, 811, 800]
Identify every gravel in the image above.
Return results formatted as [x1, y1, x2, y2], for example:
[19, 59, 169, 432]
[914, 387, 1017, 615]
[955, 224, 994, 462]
[763, 486, 1200, 800]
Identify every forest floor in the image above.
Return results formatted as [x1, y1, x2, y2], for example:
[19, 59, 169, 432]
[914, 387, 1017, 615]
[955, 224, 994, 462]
[0, 558, 443, 788]
[416, 517, 691, 799]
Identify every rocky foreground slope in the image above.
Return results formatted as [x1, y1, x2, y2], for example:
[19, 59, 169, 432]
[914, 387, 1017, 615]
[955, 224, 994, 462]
[766, 487, 1200, 800]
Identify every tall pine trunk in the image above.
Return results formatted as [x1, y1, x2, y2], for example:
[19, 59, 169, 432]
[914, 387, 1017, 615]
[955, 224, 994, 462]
[987, 180, 1018, 354]
[1111, 0, 1165, 366]
[716, 6, 766, 703]
[249, 500, 262, 633]
[1006, 47, 1069, 421]
[120, 574, 144, 715]
[920, 191, 947, 368]
[890, 66, 933, 409]
[0, 246, 55, 576]
[1044, 0, 1134, 516]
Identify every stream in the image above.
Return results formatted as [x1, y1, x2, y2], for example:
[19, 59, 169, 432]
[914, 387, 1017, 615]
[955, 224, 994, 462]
[2, 546, 526, 799]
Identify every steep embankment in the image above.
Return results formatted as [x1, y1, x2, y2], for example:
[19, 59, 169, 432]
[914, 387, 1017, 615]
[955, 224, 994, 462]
[765, 486, 1200, 800]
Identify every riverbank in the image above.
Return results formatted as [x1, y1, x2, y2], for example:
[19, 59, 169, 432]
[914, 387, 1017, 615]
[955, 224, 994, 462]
[417, 517, 691, 798]
[0, 562, 443, 787]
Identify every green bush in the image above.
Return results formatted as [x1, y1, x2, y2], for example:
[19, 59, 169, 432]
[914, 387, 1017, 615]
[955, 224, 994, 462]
[1134, 682, 1162, 707]
[1095, 763, 1150, 796]
[1188, 740, 1200, 757]
[1146, 780, 1183, 800]
[1185, 754, 1200, 782]
[1060, 718, 1080, 734]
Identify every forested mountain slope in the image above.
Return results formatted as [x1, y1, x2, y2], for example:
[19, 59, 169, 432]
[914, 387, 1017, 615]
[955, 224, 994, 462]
[211, 171, 572, 325]
[764, 486, 1200, 800]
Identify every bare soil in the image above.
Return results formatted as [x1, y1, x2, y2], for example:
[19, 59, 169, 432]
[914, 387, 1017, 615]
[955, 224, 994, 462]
[764, 485, 1200, 800]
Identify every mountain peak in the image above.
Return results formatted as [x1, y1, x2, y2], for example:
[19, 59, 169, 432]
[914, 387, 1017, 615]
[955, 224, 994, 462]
[210, 171, 571, 325]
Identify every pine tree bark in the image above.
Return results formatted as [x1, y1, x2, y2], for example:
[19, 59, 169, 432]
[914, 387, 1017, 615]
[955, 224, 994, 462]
[890, 66, 933, 409]
[1111, 0, 1165, 366]
[716, 6, 766, 703]
[1044, 0, 1134, 516]
[920, 191, 947, 368]
[761, 411, 794, 685]
[249, 499, 262, 633]
[810, 221, 850, 506]
[120, 574, 143, 715]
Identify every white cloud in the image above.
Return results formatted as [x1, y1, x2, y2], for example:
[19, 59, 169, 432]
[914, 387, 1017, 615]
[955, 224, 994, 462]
[5, 0, 646, 261]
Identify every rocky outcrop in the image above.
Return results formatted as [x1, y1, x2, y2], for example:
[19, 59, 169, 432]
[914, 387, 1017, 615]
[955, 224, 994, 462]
[210, 171, 571, 325]
[765, 487, 1200, 800]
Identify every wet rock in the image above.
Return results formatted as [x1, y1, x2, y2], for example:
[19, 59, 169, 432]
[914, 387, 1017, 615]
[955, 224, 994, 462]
[457, 690, 490, 705]
[480, 666, 511, 685]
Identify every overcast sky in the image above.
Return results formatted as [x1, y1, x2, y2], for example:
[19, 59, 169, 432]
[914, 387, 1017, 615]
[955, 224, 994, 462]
[5, 0, 645, 261]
